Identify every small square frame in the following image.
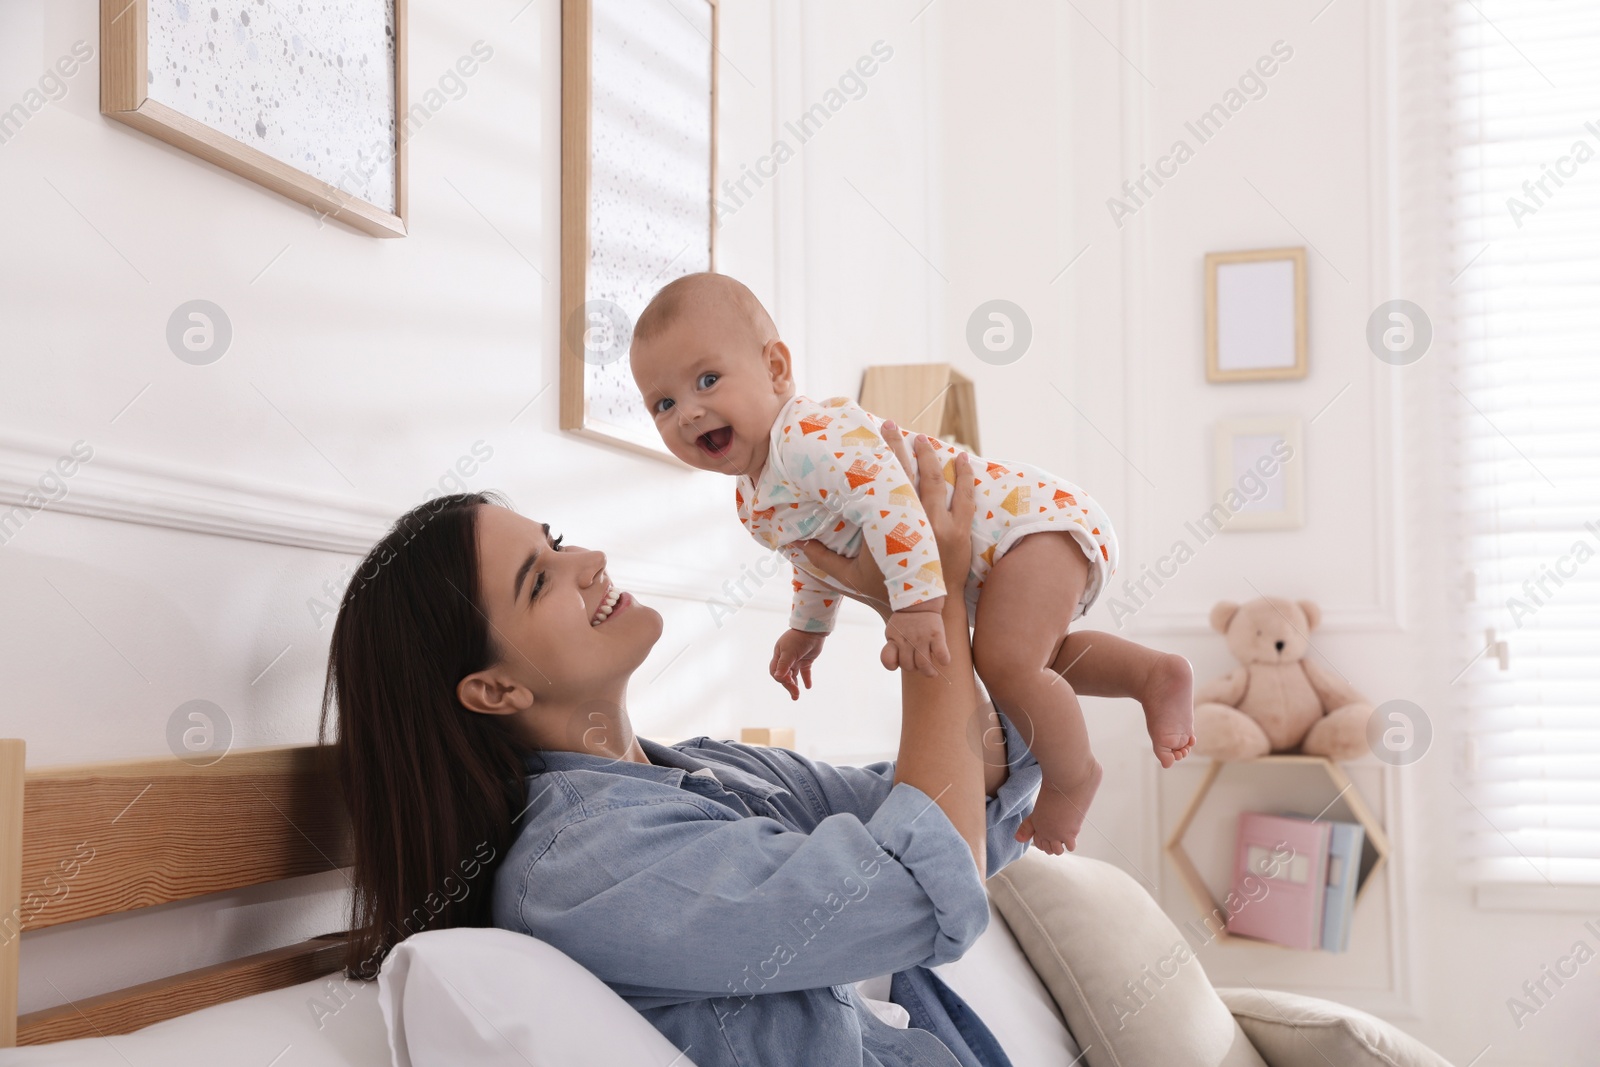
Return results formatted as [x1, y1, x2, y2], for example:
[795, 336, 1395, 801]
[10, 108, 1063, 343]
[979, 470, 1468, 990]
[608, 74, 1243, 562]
[1213, 416, 1303, 531]
[1205, 247, 1307, 382]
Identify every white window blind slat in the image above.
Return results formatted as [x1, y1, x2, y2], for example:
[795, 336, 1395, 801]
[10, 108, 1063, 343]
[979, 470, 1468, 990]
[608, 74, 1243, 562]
[1453, 0, 1600, 885]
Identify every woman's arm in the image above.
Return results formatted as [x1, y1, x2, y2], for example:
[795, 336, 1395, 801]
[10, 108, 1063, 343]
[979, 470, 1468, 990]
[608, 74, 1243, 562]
[891, 538, 988, 878]
[978, 701, 1012, 799]
[504, 787, 997, 999]
[800, 430, 992, 879]
[878, 423, 1012, 801]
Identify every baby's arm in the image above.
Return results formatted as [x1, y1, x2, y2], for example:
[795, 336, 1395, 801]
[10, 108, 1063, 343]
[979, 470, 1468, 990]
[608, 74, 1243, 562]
[788, 517, 948, 676]
[788, 565, 843, 635]
[784, 398, 952, 674]
[770, 568, 836, 699]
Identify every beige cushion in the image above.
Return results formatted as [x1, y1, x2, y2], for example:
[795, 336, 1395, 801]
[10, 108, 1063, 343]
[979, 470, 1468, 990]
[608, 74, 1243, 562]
[1217, 988, 1454, 1067]
[987, 852, 1268, 1067]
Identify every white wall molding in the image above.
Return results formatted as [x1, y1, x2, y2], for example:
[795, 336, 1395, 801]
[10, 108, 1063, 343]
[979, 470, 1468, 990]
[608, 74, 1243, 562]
[1127, 604, 1404, 636]
[770, 0, 810, 387]
[0, 430, 395, 555]
[620, 554, 791, 613]
[1115, 0, 1408, 640]
[0, 429, 785, 611]
[1366, 0, 1420, 1017]
[1117, 0, 1165, 906]
[1127, 0, 1418, 1017]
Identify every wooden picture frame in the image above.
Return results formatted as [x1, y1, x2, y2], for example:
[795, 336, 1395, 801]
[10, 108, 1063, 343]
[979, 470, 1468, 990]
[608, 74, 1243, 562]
[1205, 247, 1307, 382]
[559, 0, 718, 462]
[1212, 415, 1304, 531]
[99, 0, 408, 238]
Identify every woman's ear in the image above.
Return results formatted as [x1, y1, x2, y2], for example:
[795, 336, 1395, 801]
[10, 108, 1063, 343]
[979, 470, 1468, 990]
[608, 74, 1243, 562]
[456, 669, 534, 717]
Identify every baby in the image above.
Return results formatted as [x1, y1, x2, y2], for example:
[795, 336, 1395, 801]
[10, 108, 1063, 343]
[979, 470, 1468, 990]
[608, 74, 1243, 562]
[628, 272, 1195, 854]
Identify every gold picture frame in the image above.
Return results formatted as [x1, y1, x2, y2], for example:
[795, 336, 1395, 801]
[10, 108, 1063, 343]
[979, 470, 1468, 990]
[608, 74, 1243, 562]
[559, 0, 719, 462]
[99, 0, 408, 238]
[1212, 415, 1304, 531]
[1204, 247, 1307, 382]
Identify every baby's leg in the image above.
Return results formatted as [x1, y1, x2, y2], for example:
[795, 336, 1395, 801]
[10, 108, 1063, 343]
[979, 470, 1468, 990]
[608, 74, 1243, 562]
[972, 531, 1101, 855]
[1052, 631, 1196, 768]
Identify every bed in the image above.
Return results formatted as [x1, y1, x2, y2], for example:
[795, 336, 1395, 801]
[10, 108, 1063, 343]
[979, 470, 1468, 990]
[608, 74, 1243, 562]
[0, 737, 1080, 1065]
[0, 738, 1456, 1067]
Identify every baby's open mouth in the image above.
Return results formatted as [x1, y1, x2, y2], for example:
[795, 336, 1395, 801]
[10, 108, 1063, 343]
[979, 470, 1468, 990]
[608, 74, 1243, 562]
[697, 425, 734, 457]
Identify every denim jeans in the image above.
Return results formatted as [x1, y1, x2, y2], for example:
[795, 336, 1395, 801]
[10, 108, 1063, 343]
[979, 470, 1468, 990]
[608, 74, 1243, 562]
[890, 965, 1016, 1067]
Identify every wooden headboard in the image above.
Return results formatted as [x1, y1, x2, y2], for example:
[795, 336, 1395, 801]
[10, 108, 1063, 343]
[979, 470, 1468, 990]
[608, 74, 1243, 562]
[0, 738, 354, 1048]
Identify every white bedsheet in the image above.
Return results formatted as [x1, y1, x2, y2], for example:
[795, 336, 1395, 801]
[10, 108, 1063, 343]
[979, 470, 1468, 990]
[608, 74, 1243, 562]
[0, 965, 391, 1066]
[0, 902, 1079, 1066]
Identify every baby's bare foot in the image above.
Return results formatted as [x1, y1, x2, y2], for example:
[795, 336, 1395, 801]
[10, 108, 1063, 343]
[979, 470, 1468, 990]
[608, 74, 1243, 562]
[1142, 652, 1196, 768]
[1015, 758, 1102, 855]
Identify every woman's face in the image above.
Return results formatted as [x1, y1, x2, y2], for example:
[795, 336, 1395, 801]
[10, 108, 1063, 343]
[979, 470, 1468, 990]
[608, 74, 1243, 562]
[462, 504, 662, 741]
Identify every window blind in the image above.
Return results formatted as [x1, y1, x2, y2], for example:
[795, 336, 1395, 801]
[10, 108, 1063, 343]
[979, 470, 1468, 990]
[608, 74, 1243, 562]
[1452, 0, 1600, 884]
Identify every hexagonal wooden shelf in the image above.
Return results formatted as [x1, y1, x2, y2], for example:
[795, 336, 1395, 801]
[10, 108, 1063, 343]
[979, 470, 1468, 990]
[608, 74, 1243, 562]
[1164, 754, 1390, 948]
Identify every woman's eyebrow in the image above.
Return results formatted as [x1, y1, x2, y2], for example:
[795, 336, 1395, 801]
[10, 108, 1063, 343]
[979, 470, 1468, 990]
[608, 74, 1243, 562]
[512, 522, 552, 601]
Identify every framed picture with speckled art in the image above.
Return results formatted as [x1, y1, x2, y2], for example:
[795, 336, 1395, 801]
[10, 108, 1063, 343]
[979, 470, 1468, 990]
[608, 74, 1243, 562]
[99, 0, 407, 237]
[559, 0, 718, 462]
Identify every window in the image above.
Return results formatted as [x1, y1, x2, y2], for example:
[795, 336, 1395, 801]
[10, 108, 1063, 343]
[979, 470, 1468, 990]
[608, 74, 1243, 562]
[1453, 1, 1600, 884]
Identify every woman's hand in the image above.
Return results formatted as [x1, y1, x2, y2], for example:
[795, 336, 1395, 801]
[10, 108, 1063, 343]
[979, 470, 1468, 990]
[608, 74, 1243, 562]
[798, 421, 975, 626]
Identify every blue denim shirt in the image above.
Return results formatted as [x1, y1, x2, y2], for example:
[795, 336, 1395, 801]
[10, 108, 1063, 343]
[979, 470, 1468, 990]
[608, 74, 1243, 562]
[489, 709, 1043, 1067]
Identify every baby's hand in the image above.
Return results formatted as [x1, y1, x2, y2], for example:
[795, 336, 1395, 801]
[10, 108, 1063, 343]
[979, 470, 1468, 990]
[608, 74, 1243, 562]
[771, 628, 827, 700]
[882, 600, 950, 677]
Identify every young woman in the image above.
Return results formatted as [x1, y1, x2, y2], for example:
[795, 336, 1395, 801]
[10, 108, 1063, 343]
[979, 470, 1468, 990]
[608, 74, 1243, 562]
[320, 428, 1049, 1066]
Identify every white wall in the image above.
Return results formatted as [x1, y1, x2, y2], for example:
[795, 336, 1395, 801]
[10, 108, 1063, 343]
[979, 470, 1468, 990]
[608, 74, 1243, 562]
[3, 1, 1590, 1062]
[789, 0, 1592, 1064]
[0, 0, 913, 1015]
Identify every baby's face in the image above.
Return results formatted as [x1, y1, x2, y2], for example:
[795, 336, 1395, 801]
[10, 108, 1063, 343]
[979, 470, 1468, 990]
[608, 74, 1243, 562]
[630, 305, 790, 477]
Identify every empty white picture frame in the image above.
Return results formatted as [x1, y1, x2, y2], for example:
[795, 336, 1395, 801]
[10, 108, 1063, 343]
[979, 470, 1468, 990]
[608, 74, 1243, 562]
[1205, 247, 1307, 382]
[559, 0, 718, 462]
[1213, 416, 1304, 530]
[100, 0, 408, 237]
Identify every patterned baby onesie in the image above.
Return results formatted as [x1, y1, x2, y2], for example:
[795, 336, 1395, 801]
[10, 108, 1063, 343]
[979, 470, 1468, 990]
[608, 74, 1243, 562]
[736, 394, 1119, 634]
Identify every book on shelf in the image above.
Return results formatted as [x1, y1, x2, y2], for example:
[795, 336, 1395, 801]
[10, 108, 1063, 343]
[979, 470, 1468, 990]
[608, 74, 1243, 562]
[1320, 819, 1366, 953]
[1224, 811, 1366, 951]
[1226, 812, 1330, 949]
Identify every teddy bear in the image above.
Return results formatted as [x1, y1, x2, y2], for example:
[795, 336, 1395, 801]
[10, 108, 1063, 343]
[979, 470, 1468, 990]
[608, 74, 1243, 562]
[1192, 597, 1372, 761]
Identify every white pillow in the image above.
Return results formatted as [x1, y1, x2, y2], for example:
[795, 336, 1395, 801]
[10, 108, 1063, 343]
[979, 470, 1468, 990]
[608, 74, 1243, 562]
[932, 897, 1084, 1067]
[1216, 988, 1455, 1067]
[380, 917, 1078, 1067]
[376, 927, 697, 1067]
[988, 853, 1269, 1067]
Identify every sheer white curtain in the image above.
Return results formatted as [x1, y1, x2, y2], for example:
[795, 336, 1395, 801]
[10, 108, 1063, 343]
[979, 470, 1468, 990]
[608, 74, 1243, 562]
[1452, 0, 1600, 884]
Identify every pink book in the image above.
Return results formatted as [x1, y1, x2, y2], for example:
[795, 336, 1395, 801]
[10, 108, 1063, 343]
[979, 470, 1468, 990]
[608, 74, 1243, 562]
[1225, 812, 1331, 949]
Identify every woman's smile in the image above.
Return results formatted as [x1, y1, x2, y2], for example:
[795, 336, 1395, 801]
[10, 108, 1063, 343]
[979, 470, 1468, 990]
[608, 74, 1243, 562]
[465, 504, 664, 725]
[591, 586, 631, 626]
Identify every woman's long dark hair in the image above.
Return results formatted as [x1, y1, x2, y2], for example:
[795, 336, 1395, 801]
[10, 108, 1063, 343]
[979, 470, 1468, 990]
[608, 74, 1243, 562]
[317, 491, 539, 980]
